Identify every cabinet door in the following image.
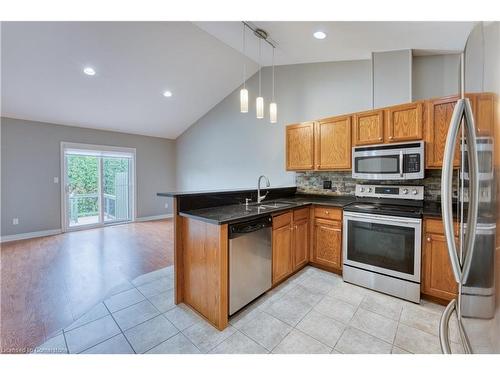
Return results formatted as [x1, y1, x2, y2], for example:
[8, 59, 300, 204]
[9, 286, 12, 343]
[312, 218, 342, 270]
[316, 116, 352, 170]
[385, 102, 423, 142]
[272, 214, 293, 284]
[286, 122, 315, 171]
[474, 93, 496, 136]
[422, 233, 458, 301]
[293, 218, 309, 271]
[352, 109, 384, 145]
[425, 96, 460, 169]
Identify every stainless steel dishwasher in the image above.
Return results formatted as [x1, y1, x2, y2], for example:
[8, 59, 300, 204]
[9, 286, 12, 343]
[229, 215, 272, 315]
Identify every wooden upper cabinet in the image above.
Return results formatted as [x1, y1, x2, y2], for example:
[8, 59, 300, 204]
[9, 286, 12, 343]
[315, 116, 352, 170]
[272, 212, 293, 284]
[286, 122, 315, 171]
[352, 109, 384, 145]
[425, 96, 460, 169]
[385, 101, 423, 143]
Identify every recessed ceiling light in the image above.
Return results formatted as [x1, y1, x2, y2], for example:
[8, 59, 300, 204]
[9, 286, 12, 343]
[163, 90, 173, 98]
[313, 31, 327, 40]
[83, 67, 96, 76]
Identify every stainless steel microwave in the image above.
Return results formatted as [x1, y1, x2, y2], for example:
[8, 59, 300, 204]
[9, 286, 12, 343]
[352, 141, 424, 180]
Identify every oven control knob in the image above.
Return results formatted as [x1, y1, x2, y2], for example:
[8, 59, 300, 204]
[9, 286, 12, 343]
[412, 189, 418, 195]
[359, 187, 365, 192]
[367, 187, 373, 193]
[402, 188, 408, 195]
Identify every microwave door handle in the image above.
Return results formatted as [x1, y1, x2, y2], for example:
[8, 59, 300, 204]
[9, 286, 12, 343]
[399, 150, 404, 178]
[461, 98, 480, 283]
[441, 98, 465, 283]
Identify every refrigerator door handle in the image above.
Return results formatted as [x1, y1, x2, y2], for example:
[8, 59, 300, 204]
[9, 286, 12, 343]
[441, 99, 465, 283]
[461, 99, 480, 283]
[439, 299, 456, 354]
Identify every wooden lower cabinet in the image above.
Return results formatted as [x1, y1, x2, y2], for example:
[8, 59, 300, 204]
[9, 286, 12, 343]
[292, 209, 310, 271]
[311, 207, 342, 272]
[272, 208, 311, 284]
[421, 218, 458, 302]
[272, 212, 293, 284]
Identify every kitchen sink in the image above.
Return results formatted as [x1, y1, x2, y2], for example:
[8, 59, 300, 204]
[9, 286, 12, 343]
[257, 202, 293, 209]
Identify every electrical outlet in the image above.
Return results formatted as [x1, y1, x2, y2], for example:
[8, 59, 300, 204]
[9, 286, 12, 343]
[323, 180, 332, 190]
[54, 177, 59, 183]
[13, 218, 19, 225]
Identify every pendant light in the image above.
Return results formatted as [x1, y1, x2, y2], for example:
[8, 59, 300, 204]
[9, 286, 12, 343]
[269, 46, 277, 123]
[240, 23, 248, 113]
[256, 37, 264, 119]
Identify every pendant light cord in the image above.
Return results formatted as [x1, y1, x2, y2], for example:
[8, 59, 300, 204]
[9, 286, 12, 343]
[258, 38, 262, 96]
[272, 47, 275, 101]
[242, 23, 246, 89]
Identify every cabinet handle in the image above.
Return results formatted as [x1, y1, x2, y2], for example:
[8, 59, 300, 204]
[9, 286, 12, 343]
[325, 211, 329, 214]
[427, 237, 431, 242]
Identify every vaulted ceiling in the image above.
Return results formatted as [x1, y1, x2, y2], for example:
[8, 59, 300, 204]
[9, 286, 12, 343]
[1, 21, 475, 139]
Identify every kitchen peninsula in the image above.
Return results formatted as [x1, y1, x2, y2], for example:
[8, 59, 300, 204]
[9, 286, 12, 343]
[157, 187, 356, 330]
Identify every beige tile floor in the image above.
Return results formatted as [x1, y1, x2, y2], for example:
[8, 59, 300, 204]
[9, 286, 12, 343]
[34, 265, 465, 354]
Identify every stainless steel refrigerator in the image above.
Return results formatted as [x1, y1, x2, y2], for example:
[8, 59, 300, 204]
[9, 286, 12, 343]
[439, 21, 500, 354]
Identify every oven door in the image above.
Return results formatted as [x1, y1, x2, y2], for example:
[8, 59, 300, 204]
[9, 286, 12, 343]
[343, 211, 422, 283]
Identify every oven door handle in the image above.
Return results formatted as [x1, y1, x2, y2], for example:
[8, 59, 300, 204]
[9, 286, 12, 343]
[399, 150, 404, 178]
[344, 212, 421, 225]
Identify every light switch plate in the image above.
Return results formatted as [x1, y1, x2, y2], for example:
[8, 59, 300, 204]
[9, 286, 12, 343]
[13, 218, 19, 225]
[54, 177, 59, 183]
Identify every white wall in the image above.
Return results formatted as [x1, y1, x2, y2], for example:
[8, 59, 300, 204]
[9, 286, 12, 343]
[412, 54, 460, 100]
[1, 117, 176, 236]
[176, 60, 373, 191]
[373, 50, 412, 107]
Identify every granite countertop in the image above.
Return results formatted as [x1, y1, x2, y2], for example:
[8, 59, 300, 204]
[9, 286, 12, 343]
[423, 199, 461, 218]
[179, 194, 357, 225]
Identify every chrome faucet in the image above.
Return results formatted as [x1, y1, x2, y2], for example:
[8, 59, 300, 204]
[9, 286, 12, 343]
[257, 175, 270, 203]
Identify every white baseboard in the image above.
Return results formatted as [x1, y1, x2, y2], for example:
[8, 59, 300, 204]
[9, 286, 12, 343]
[1, 228, 62, 243]
[135, 214, 173, 222]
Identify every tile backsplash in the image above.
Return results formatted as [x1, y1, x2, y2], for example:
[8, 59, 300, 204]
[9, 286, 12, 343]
[296, 169, 451, 201]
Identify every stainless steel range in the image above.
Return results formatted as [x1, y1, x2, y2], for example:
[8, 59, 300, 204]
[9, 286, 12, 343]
[342, 184, 424, 303]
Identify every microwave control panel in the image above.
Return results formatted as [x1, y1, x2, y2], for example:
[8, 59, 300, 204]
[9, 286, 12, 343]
[404, 154, 421, 173]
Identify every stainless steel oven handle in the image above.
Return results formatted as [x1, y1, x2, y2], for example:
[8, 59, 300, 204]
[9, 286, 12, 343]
[439, 299, 456, 354]
[399, 150, 404, 177]
[441, 98, 464, 283]
[344, 212, 421, 225]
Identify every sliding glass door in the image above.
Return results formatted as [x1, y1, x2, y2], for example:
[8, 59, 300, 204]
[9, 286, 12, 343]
[103, 156, 131, 223]
[62, 143, 135, 231]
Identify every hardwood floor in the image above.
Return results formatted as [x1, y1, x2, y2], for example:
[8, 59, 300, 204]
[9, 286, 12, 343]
[0, 219, 173, 353]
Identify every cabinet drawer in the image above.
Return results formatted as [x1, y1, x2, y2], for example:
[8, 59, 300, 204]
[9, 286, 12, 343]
[314, 206, 342, 221]
[293, 207, 310, 221]
[273, 211, 292, 229]
[425, 218, 459, 236]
